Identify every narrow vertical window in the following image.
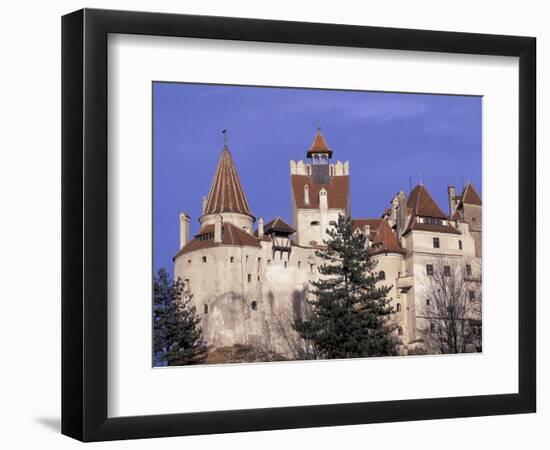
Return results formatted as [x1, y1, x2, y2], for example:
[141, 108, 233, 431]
[202, 256, 207, 263]
[230, 256, 234, 263]
[379, 270, 386, 280]
[433, 237, 440, 248]
[466, 264, 472, 276]
[251, 301, 257, 311]
[459, 240, 463, 250]
[444, 265, 451, 277]
[469, 290, 476, 302]
[396, 303, 401, 312]
[204, 304, 208, 314]
[426, 264, 434, 276]
[398, 327, 403, 336]
[247, 274, 251, 283]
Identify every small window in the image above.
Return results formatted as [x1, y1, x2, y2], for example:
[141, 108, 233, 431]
[444, 265, 451, 277]
[469, 290, 476, 302]
[251, 301, 257, 310]
[396, 303, 401, 312]
[298, 261, 302, 268]
[472, 217, 476, 222]
[430, 323, 436, 333]
[310, 264, 315, 273]
[202, 256, 207, 263]
[284, 261, 288, 268]
[466, 264, 472, 276]
[433, 237, 440, 248]
[310, 221, 320, 226]
[459, 240, 463, 250]
[257, 257, 261, 264]
[230, 256, 234, 263]
[204, 304, 208, 314]
[426, 299, 431, 306]
[247, 274, 251, 283]
[267, 259, 271, 265]
[187, 259, 191, 264]
[398, 326, 403, 336]
[379, 270, 386, 281]
[246, 255, 249, 261]
[426, 264, 434, 276]
[257, 275, 260, 281]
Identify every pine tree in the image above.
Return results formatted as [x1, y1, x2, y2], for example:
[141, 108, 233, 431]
[293, 215, 397, 359]
[153, 268, 207, 366]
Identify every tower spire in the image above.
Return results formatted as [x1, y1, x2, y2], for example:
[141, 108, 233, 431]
[202, 141, 254, 219]
[222, 128, 228, 147]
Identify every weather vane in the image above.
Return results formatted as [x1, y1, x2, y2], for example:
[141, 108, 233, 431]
[222, 128, 228, 145]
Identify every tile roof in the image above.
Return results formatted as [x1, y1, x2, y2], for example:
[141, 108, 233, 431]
[402, 184, 461, 235]
[291, 174, 349, 210]
[306, 130, 333, 158]
[403, 216, 461, 235]
[461, 182, 482, 206]
[352, 218, 406, 255]
[264, 217, 295, 235]
[450, 209, 462, 221]
[407, 184, 447, 219]
[174, 222, 260, 259]
[202, 146, 254, 218]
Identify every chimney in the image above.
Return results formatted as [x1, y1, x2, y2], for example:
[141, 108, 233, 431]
[214, 215, 222, 243]
[363, 224, 371, 247]
[179, 213, 190, 249]
[396, 190, 407, 238]
[319, 188, 328, 210]
[202, 196, 208, 214]
[258, 217, 264, 238]
[448, 185, 456, 216]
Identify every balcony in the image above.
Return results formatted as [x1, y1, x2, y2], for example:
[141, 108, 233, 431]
[396, 275, 414, 291]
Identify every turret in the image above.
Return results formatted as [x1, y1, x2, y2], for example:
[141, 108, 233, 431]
[199, 133, 255, 232]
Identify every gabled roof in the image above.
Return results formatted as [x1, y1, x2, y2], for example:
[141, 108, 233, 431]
[407, 184, 447, 219]
[461, 182, 482, 206]
[402, 184, 461, 235]
[173, 222, 260, 259]
[291, 174, 349, 210]
[403, 216, 461, 235]
[306, 130, 333, 158]
[264, 217, 295, 235]
[352, 218, 406, 255]
[450, 209, 462, 221]
[202, 146, 254, 218]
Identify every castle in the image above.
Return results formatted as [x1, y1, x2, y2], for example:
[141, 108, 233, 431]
[173, 130, 482, 356]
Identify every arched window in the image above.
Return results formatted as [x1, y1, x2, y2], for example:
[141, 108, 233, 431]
[204, 304, 208, 314]
[379, 270, 386, 280]
[396, 303, 401, 312]
[251, 301, 257, 311]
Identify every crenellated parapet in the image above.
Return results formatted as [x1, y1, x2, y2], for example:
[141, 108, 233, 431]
[290, 159, 350, 176]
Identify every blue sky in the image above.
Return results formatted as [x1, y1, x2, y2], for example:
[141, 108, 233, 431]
[153, 82, 482, 273]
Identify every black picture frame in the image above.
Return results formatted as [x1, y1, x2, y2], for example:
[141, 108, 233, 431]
[62, 8, 536, 442]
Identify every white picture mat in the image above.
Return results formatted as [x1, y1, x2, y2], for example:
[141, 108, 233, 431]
[107, 34, 519, 418]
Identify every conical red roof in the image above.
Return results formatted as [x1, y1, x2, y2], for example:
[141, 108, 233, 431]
[202, 146, 254, 218]
[307, 130, 333, 158]
[461, 182, 482, 206]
